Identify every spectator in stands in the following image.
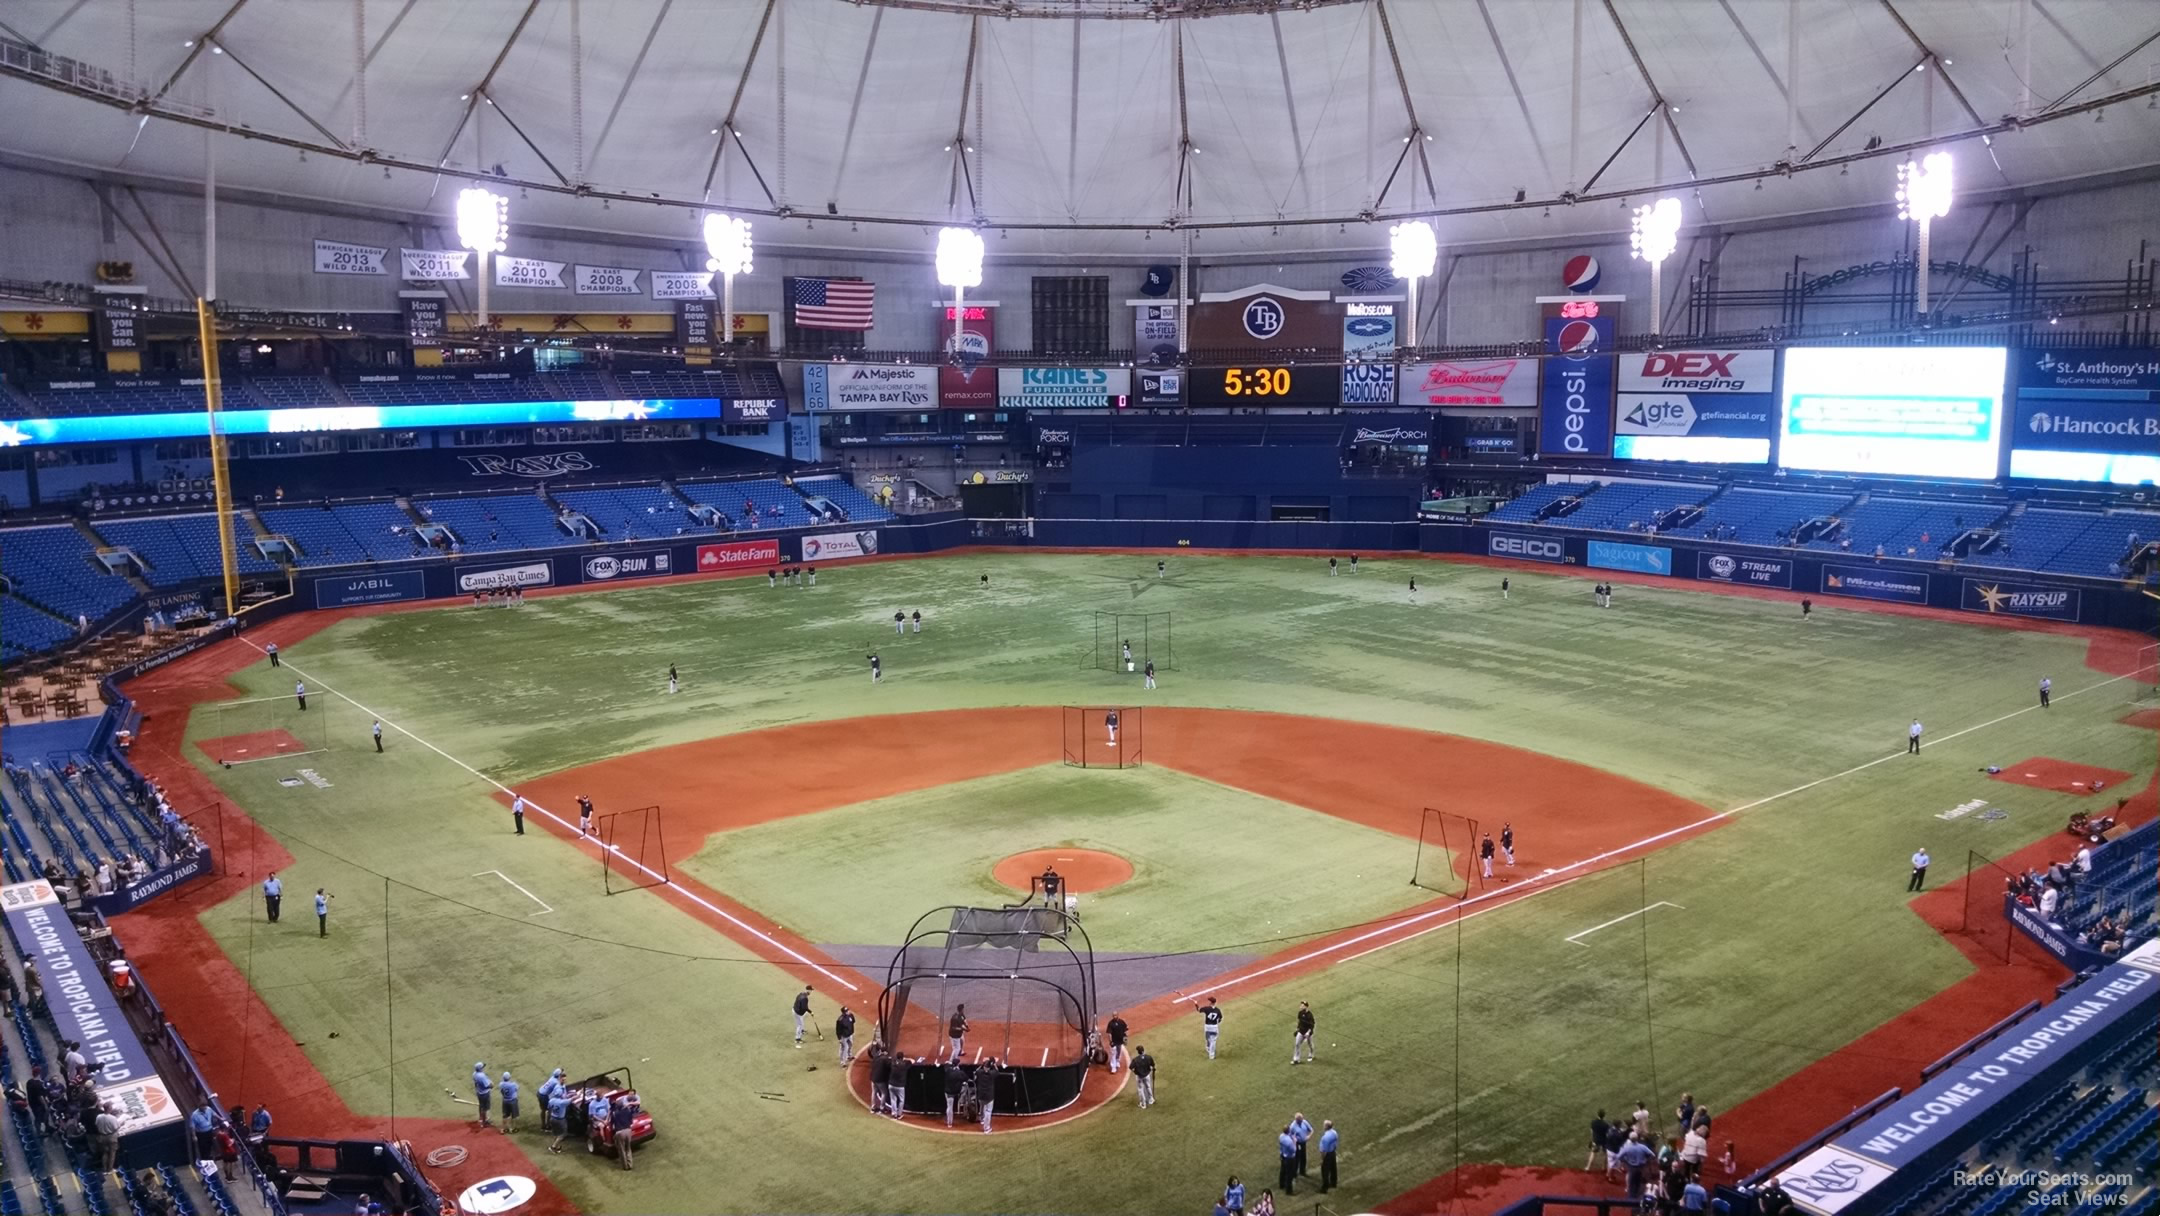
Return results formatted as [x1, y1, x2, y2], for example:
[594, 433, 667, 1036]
[64, 1039, 89, 1082]
[1617, 1132, 1655, 1201]
[1588, 1108, 1612, 1171]
[249, 1103, 272, 1144]
[1682, 1169, 1710, 1213]
[94, 1101, 122, 1170]
[1605, 1118, 1630, 1182]
[187, 1102, 215, 1159]
[2039, 881, 2061, 923]
[1681, 1121, 1709, 1171]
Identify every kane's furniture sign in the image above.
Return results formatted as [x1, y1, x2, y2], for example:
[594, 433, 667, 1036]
[457, 562, 553, 592]
[1487, 532, 1566, 563]
[1696, 551, 1792, 588]
[314, 570, 426, 608]
[998, 367, 1133, 409]
[1820, 564, 1927, 604]
[581, 551, 673, 581]
[1960, 578, 2080, 621]
[803, 530, 879, 560]
[803, 364, 938, 411]
[697, 540, 780, 572]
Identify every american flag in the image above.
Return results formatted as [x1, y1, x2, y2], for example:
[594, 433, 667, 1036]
[789, 277, 875, 330]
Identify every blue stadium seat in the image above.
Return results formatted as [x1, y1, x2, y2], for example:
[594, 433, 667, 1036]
[677, 478, 812, 530]
[411, 492, 570, 552]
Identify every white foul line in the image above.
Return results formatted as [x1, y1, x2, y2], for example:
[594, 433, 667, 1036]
[473, 870, 554, 917]
[1181, 668, 2138, 999]
[1565, 901, 1683, 945]
[241, 642, 859, 992]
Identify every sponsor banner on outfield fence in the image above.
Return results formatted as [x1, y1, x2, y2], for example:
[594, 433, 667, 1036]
[1586, 539, 1673, 575]
[697, 540, 780, 573]
[89, 851, 213, 915]
[998, 367, 1134, 410]
[1961, 578, 2080, 621]
[1820, 564, 1927, 604]
[457, 561, 553, 593]
[802, 530, 879, 561]
[1828, 942, 2160, 1170]
[2, 881, 161, 1084]
[1697, 551, 1793, 588]
[314, 569, 427, 609]
[1774, 1145, 1896, 1216]
[1487, 531, 1566, 563]
[580, 550, 673, 582]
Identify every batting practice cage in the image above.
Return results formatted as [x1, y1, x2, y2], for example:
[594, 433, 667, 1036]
[879, 905, 1098, 1116]
[1411, 808, 1487, 898]
[599, 805, 671, 895]
[2136, 643, 2159, 701]
[1063, 705, 1143, 769]
[191, 692, 339, 765]
[1091, 611, 1173, 673]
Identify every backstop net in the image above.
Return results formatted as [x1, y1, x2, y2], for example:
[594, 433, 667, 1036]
[1411, 808, 1484, 898]
[881, 906, 1094, 1057]
[191, 691, 338, 764]
[600, 805, 670, 895]
[1062, 705, 1143, 769]
[2134, 644, 2159, 702]
[1092, 611, 1173, 672]
[1958, 850, 2016, 965]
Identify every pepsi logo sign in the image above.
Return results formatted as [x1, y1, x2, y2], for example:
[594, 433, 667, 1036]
[1242, 297, 1287, 340]
[1563, 254, 1602, 293]
[1555, 320, 1602, 356]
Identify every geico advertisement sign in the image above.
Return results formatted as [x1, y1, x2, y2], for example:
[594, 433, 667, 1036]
[1487, 532, 1566, 563]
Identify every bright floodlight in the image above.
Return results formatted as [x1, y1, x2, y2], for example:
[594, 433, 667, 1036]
[703, 212, 753, 277]
[1896, 152, 1953, 222]
[1629, 197, 1682, 265]
[935, 227, 985, 288]
[455, 187, 508, 253]
[1389, 220, 1438, 281]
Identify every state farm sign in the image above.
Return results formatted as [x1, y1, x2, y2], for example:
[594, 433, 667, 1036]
[1618, 349, 1773, 394]
[697, 540, 780, 573]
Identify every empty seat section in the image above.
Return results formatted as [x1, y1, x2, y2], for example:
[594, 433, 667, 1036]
[1487, 483, 1579, 523]
[0, 526, 134, 620]
[796, 476, 894, 522]
[1814, 498, 1979, 555]
[677, 478, 809, 529]
[412, 493, 569, 551]
[1668, 488, 1848, 545]
[1569, 483, 1710, 532]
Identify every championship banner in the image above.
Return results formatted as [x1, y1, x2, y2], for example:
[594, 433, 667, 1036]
[574, 265, 642, 295]
[697, 539, 780, 573]
[652, 271, 715, 300]
[1400, 358, 1537, 408]
[940, 306, 997, 409]
[802, 364, 938, 411]
[1135, 303, 1180, 364]
[401, 249, 471, 281]
[314, 238, 389, 276]
[495, 256, 566, 289]
[998, 367, 1133, 410]
[1342, 306, 1397, 357]
[1961, 578, 2080, 622]
[402, 293, 446, 349]
[803, 530, 879, 560]
[1341, 363, 1397, 405]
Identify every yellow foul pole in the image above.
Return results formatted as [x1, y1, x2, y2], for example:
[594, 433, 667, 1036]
[196, 298, 240, 617]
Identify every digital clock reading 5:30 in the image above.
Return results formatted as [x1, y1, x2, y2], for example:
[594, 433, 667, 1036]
[1219, 367, 1294, 395]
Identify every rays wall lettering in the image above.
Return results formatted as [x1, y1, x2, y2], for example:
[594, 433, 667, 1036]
[1802, 259, 2015, 297]
[457, 451, 595, 478]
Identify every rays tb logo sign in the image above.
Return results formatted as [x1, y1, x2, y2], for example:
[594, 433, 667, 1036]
[1242, 296, 1286, 340]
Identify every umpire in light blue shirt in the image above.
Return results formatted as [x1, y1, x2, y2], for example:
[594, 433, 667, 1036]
[1277, 1125, 1299, 1194]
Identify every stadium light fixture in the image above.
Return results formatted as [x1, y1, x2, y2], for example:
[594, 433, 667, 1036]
[1629, 197, 1682, 335]
[936, 227, 985, 348]
[1389, 220, 1437, 349]
[1895, 151, 1953, 314]
[703, 212, 753, 347]
[455, 186, 509, 329]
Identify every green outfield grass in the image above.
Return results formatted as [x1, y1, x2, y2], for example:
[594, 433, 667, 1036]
[175, 553, 2155, 1215]
[681, 764, 1432, 952]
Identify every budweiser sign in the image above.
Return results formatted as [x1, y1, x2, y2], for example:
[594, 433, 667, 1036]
[1401, 359, 1537, 408]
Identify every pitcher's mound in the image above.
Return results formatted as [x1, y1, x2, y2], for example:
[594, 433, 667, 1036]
[993, 848, 1134, 893]
[197, 729, 310, 765]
